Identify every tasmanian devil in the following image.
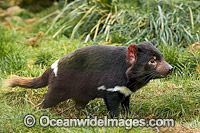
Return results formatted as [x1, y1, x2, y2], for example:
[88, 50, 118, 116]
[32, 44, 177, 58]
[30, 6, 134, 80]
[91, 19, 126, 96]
[6, 40, 173, 117]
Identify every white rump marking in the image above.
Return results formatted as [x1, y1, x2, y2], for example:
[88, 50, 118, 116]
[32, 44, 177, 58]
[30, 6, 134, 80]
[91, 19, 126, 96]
[97, 85, 132, 97]
[51, 60, 59, 77]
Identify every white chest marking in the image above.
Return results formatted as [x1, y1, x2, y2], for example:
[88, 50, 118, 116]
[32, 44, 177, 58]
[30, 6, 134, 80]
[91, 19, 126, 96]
[97, 85, 106, 91]
[97, 85, 132, 97]
[51, 60, 59, 77]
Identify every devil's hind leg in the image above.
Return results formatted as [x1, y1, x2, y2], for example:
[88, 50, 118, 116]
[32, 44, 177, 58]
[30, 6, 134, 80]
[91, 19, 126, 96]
[41, 87, 67, 108]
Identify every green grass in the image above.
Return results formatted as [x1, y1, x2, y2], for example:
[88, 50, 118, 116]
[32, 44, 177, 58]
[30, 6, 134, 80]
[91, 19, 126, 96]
[0, 0, 200, 132]
[46, 0, 200, 46]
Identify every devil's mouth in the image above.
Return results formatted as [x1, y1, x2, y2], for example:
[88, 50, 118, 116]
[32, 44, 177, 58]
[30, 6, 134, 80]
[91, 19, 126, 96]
[152, 72, 170, 79]
[156, 73, 169, 78]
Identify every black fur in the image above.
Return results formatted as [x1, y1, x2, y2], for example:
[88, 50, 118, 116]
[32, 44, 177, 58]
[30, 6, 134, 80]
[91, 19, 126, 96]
[8, 41, 173, 117]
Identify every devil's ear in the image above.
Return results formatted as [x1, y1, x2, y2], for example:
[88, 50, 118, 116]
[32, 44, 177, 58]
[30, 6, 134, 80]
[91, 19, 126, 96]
[151, 38, 155, 45]
[127, 44, 138, 64]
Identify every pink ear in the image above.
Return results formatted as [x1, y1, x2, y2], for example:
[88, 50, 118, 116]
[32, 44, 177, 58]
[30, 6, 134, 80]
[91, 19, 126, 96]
[127, 44, 138, 63]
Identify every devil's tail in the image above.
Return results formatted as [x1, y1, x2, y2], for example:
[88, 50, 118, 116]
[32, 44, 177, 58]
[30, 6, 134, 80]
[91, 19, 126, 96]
[5, 68, 52, 89]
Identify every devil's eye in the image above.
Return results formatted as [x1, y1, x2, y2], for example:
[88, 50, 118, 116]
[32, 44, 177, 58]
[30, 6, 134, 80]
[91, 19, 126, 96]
[150, 60, 155, 63]
[149, 59, 157, 65]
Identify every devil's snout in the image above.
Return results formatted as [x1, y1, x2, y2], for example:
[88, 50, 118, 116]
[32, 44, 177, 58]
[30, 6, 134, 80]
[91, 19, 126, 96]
[168, 65, 173, 73]
[156, 60, 173, 78]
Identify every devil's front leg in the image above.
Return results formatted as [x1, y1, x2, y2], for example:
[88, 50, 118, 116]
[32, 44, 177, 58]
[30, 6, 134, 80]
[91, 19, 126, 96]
[121, 95, 130, 115]
[104, 92, 123, 118]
